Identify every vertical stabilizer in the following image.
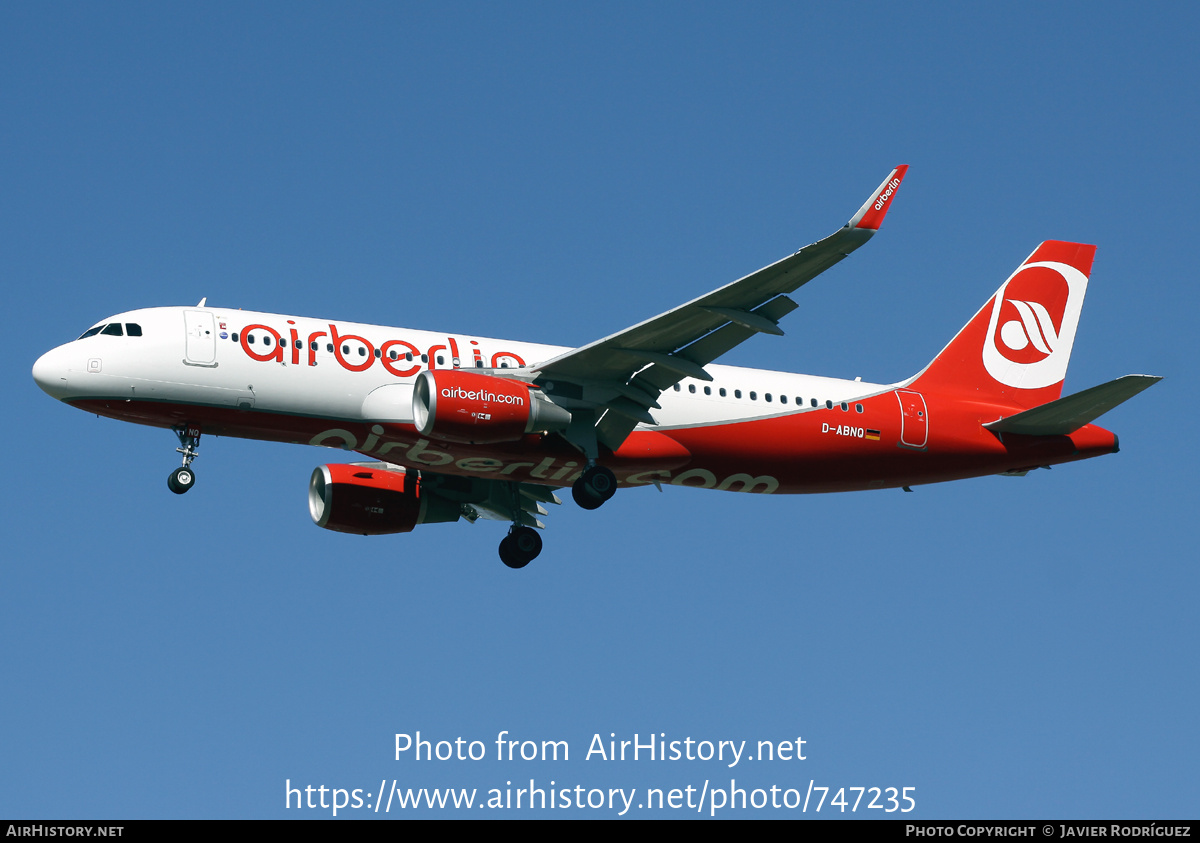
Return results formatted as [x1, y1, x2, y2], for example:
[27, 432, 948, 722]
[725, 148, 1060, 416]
[909, 241, 1096, 408]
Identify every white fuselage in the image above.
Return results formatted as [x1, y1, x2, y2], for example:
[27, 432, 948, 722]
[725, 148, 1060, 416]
[33, 305, 892, 431]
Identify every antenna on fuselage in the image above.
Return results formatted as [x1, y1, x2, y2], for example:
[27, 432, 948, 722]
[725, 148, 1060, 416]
[196, 297, 207, 307]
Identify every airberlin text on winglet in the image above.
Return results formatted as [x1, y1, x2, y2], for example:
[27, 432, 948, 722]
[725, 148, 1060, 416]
[850, 164, 909, 230]
[874, 176, 902, 212]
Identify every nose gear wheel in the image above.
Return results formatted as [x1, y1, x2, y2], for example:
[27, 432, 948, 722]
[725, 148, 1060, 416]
[168, 424, 201, 494]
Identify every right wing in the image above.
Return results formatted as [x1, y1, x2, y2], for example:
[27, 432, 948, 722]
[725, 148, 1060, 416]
[529, 166, 909, 453]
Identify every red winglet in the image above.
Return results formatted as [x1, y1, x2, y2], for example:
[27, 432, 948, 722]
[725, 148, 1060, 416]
[849, 165, 909, 231]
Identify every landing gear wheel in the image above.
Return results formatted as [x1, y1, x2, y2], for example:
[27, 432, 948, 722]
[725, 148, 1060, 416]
[499, 526, 542, 569]
[168, 466, 195, 495]
[169, 424, 202, 495]
[571, 464, 617, 510]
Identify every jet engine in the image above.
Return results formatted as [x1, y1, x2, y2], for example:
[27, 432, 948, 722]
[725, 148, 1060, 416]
[412, 369, 571, 445]
[308, 463, 460, 535]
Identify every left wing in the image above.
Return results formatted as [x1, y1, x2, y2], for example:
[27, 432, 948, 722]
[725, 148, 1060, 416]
[529, 166, 909, 453]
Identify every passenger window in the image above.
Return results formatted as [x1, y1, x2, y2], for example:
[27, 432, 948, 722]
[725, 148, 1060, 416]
[826, 400, 833, 409]
[674, 384, 681, 392]
[263, 335, 272, 346]
[231, 332, 239, 343]
[688, 384, 696, 393]
[326, 343, 334, 353]
[811, 398, 818, 408]
[101, 323, 123, 336]
[390, 350, 398, 360]
[311, 342, 318, 351]
[765, 393, 772, 402]
[405, 353, 413, 362]
[248, 335, 256, 345]
[360, 348, 368, 357]
[703, 386, 711, 395]
[421, 354, 428, 363]
[342, 345, 349, 355]
[719, 387, 727, 397]
[280, 338, 288, 348]
[125, 323, 142, 336]
[749, 391, 757, 400]
[841, 402, 849, 411]
[780, 395, 788, 404]
[855, 403, 864, 413]
[735, 389, 742, 398]
[436, 355, 444, 365]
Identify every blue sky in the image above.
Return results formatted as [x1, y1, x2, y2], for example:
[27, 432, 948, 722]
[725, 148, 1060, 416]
[3, 2, 1196, 819]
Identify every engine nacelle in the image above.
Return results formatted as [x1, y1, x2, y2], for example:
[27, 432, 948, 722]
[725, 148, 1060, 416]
[412, 369, 571, 445]
[308, 464, 460, 535]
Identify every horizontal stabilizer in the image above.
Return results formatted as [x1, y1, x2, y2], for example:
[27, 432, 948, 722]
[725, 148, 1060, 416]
[984, 375, 1161, 436]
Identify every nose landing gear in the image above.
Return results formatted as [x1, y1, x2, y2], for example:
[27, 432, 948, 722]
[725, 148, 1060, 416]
[168, 425, 201, 495]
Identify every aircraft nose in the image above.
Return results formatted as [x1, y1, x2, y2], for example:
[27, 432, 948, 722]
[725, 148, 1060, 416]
[32, 346, 73, 399]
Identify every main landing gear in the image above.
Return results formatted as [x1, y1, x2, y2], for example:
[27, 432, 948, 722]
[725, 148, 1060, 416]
[499, 525, 542, 569]
[168, 425, 201, 495]
[500, 463, 616, 568]
[571, 464, 617, 510]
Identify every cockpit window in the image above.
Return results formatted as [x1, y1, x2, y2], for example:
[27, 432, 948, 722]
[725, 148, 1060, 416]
[78, 322, 142, 339]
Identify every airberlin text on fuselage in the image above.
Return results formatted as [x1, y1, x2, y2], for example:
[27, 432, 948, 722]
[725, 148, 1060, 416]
[309, 427, 780, 494]
[238, 322, 527, 375]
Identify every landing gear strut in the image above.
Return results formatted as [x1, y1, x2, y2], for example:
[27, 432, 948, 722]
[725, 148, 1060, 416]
[499, 525, 542, 569]
[572, 464, 617, 510]
[168, 424, 201, 495]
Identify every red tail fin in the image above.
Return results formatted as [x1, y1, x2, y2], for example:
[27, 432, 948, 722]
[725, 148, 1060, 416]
[909, 241, 1096, 408]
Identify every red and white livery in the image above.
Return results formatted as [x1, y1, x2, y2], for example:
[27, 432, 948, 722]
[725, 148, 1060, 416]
[33, 168, 1159, 567]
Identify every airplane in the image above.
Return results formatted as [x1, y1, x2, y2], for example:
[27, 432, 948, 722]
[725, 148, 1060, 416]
[32, 166, 1160, 568]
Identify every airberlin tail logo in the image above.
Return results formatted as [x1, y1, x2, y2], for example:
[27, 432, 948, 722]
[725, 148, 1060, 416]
[998, 298, 1060, 362]
[982, 260, 1088, 389]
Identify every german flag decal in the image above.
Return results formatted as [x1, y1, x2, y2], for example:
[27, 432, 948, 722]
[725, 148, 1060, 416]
[865, 429, 881, 441]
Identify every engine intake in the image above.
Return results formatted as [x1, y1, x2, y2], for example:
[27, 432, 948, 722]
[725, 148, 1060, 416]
[308, 464, 459, 535]
[412, 369, 571, 445]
